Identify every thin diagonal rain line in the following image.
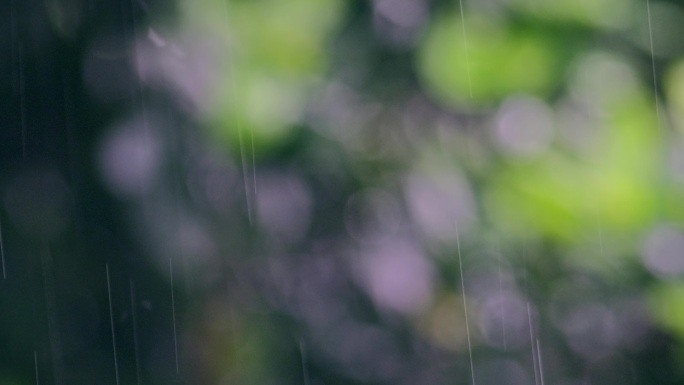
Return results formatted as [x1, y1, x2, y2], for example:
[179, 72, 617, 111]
[34, 351, 39, 385]
[106, 265, 120, 385]
[456, 223, 475, 385]
[237, 114, 254, 224]
[496, 240, 506, 349]
[596, 210, 605, 259]
[452, 5, 475, 379]
[249, 128, 258, 217]
[528, 303, 540, 385]
[222, 0, 254, 225]
[523, 242, 540, 385]
[536, 338, 546, 385]
[300, 340, 310, 385]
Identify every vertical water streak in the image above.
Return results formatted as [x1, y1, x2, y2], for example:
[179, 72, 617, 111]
[238, 121, 254, 225]
[249, 129, 258, 219]
[300, 340, 310, 385]
[536, 339, 545, 385]
[34, 351, 39, 385]
[596, 211, 605, 259]
[496, 240, 506, 349]
[165, 101, 191, 299]
[523, 243, 540, 385]
[456, 224, 476, 385]
[106, 264, 120, 385]
[222, 0, 254, 225]
[528, 303, 540, 385]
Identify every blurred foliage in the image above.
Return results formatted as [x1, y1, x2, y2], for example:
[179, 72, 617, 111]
[6, 0, 684, 385]
[419, 11, 566, 105]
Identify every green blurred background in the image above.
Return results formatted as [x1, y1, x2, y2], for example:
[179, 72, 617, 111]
[3, 0, 684, 384]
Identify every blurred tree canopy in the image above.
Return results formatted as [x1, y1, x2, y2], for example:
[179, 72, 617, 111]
[4, 0, 684, 384]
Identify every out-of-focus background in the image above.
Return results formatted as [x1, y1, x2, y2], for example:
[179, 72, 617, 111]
[2, 0, 684, 384]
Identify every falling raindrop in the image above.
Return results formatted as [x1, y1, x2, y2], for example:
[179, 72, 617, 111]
[456, 223, 476, 385]
[300, 339, 310, 385]
[536, 339, 546, 385]
[106, 265, 120, 385]
[496, 240, 506, 350]
[34, 351, 39, 385]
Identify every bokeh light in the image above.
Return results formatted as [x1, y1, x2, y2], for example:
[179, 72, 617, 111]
[6, 0, 684, 384]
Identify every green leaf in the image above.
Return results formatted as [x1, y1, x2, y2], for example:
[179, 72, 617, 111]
[417, 12, 560, 107]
